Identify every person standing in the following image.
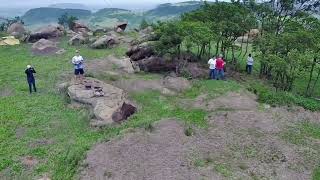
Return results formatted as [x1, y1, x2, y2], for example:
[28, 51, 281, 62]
[25, 65, 37, 94]
[72, 50, 85, 84]
[216, 55, 225, 80]
[246, 54, 254, 74]
[208, 56, 217, 79]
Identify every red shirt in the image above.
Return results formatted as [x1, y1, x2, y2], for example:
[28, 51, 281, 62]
[216, 58, 224, 70]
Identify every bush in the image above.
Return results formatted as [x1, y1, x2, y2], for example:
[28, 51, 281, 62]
[248, 83, 320, 111]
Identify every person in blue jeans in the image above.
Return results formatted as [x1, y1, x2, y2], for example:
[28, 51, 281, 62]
[246, 54, 254, 74]
[25, 65, 37, 94]
[208, 56, 217, 79]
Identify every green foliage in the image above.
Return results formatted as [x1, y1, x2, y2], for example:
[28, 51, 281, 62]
[153, 21, 183, 56]
[0, 16, 24, 32]
[140, 19, 149, 30]
[58, 13, 78, 29]
[249, 83, 320, 111]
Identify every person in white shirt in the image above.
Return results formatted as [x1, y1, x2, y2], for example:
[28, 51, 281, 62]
[208, 56, 217, 79]
[246, 54, 254, 74]
[72, 50, 85, 84]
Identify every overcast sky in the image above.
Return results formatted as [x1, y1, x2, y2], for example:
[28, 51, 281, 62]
[0, 0, 201, 9]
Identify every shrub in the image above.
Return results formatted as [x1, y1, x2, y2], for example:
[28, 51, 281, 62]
[248, 83, 320, 111]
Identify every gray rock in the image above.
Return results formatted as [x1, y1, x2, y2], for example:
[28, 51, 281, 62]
[68, 78, 126, 126]
[90, 35, 119, 49]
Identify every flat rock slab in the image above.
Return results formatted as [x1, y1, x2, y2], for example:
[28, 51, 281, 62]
[68, 78, 126, 126]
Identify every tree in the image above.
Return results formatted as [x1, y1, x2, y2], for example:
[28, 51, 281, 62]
[140, 19, 149, 30]
[58, 13, 78, 30]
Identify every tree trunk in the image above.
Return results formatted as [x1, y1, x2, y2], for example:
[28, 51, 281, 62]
[310, 68, 320, 97]
[305, 58, 317, 97]
[242, 33, 250, 60]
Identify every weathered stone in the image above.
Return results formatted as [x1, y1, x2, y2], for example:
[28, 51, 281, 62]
[31, 39, 60, 55]
[138, 56, 177, 73]
[90, 35, 119, 49]
[7, 23, 26, 38]
[68, 78, 135, 126]
[28, 25, 64, 43]
[69, 34, 88, 45]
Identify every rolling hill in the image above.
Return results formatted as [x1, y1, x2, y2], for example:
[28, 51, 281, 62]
[21, 1, 206, 29]
[48, 3, 90, 10]
[22, 8, 92, 25]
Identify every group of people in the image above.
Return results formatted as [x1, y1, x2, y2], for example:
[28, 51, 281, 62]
[207, 54, 254, 80]
[25, 50, 85, 94]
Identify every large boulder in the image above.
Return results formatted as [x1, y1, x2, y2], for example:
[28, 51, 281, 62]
[181, 62, 208, 79]
[247, 29, 260, 38]
[28, 25, 64, 43]
[31, 39, 60, 55]
[7, 23, 26, 39]
[69, 34, 88, 45]
[126, 43, 154, 61]
[138, 56, 177, 73]
[236, 36, 253, 43]
[90, 35, 119, 49]
[72, 22, 91, 35]
[68, 78, 135, 126]
[115, 22, 128, 33]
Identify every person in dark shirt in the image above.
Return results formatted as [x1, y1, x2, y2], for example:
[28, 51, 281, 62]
[25, 65, 37, 94]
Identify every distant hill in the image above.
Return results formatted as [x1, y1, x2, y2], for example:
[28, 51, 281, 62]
[21, 1, 205, 29]
[22, 8, 92, 25]
[49, 3, 89, 10]
[146, 1, 204, 18]
[89, 8, 143, 28]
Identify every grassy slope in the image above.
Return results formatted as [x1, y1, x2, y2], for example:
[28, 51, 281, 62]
[0, 39, 241, 179]
[1, 37, 320, 179]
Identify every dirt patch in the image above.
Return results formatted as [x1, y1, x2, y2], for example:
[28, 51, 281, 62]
[79, 119, 222, 180]
[79, 90, 318, 180]
[21, 156, 39, 169]
[15, 127, 26, 139]
[193, 92, 259, 111]
[114, 76, 190, 96]
[86, 56, 135, 77]
[0, 87, 14, 97]
[29, 139, 54, 148]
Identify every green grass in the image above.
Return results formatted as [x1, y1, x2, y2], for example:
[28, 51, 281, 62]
[0, 40, 130, 179]
[0, 40, 212, 179]
[248, 82, 320, 111]
[182, 80, 241, 99]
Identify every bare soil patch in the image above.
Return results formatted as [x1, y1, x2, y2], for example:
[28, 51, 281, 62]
[79, 91, 319, 180]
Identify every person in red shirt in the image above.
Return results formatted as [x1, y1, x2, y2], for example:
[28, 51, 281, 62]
[215, 55, 225, 80]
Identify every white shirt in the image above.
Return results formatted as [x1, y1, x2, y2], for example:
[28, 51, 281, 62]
[247, 57, 254, 65]
[72, 55, 84, 69]
[208, 58, 216, 69]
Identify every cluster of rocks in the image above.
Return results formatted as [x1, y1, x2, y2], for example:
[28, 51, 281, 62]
[126, 26, 207, 78]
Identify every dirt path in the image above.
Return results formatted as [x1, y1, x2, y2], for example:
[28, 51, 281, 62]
[78, 90, 320, 180]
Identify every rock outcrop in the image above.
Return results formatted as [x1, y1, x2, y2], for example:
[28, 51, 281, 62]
[31, 39, 61, 55]
[138, 56, 177, 73]
[69, 34, 88, 45]
[126, 42, 154, 61]
[115, 22, 128, 33]
[67, 78, 135, 126]
[90, 35, 119, 49]
[7, 23, 26, 39]
[28, 25, 64, 43]
[72, 22, 91, 35]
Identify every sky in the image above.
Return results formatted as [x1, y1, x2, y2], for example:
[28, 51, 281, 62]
[0, 0, 199, 9]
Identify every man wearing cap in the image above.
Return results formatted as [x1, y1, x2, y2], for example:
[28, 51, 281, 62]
[25, 65, 37, 94]
[72, 50, 85, 84]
